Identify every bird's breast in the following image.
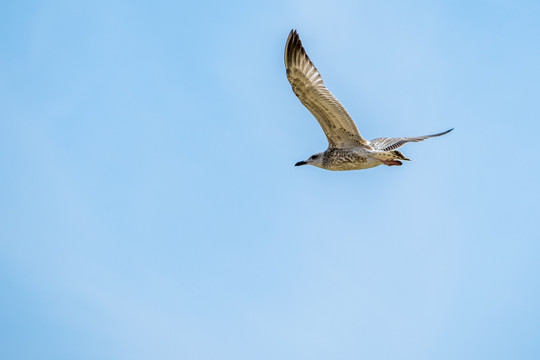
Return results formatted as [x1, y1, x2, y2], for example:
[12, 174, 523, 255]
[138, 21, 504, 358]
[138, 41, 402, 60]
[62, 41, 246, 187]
[322, 148, 380, 171]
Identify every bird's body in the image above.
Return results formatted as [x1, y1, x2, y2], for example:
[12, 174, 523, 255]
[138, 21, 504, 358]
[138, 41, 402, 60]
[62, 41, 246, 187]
[285, 29, 452, 171]
[322, 148, 378, 171]
[296, 147, 411, 171]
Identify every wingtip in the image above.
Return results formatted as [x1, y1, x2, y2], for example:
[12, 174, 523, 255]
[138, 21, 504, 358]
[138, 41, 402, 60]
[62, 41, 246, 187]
[442, 128, 454, 136]
[285, 29, 302, 69]
[287, 29, 298, 41]
[434, 128, 454, 137]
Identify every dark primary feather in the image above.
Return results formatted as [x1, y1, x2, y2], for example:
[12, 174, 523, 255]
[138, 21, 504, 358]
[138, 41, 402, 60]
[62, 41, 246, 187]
[284, 29, 372, 149]
[369, 128, 454, 151]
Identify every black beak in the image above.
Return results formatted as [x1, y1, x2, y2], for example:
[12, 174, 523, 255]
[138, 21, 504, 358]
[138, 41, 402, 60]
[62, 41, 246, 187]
[295, 161, 307, 166]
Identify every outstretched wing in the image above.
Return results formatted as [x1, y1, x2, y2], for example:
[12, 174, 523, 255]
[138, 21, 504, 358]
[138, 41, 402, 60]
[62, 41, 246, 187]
[285, 29, 371, 149]
[369, 128, 453, 151]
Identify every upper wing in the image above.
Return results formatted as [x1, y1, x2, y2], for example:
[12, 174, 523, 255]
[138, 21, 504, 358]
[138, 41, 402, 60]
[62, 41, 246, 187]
[285, 29, 371, 149]
[369, 128, 453, 151]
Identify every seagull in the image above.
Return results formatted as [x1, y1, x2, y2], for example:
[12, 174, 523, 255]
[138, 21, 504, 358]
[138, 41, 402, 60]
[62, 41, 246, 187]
[285, 29, 452, 171]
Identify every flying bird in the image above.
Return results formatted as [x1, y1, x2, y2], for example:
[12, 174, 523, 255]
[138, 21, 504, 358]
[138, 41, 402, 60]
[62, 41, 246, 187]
[285, 29, 452, 171]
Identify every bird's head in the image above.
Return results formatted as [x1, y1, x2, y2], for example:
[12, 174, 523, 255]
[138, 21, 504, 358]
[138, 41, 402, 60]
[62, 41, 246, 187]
[295, 152, 324, 168]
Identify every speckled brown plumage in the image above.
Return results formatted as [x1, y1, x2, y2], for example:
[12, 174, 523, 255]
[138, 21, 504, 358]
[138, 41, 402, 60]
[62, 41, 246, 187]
[286, 29, 452, 171]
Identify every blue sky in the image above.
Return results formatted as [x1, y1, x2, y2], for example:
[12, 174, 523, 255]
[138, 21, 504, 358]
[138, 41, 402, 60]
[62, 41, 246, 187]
[1, 0, 539, 359]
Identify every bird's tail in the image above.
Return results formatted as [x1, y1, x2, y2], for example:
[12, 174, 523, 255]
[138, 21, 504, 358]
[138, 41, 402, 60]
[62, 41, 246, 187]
[374, 150, 411, 162]
[391, 150, 411, 161]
